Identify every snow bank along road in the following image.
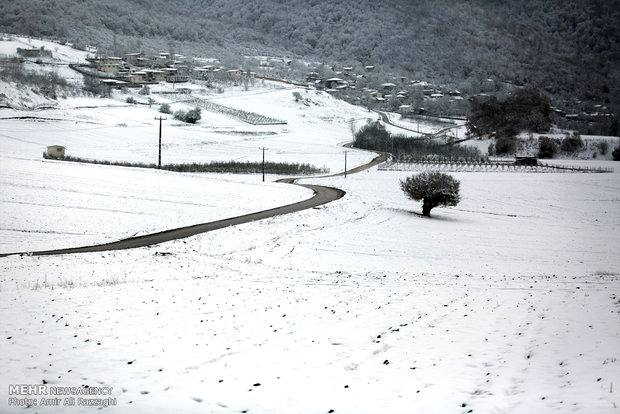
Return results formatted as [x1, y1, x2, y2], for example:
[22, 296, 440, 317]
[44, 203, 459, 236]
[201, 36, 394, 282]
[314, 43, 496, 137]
[0, 150, 387, 257]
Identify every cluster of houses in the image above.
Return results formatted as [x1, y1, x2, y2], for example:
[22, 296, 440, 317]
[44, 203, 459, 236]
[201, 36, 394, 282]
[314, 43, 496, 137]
[87, 52, 258, 87]
[305, 65, 464, 112]
[87, 52, 192, 86]
[562, 103, 615, 121]
[193, 66, 253, 83]
[305, 65, 374, 91]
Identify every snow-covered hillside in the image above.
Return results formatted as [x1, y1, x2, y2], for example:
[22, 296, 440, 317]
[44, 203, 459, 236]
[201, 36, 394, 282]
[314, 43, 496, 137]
[0, 34, 90, 64]
[0, 35, 618, 414]
[0, 80, 58, 110]
[0, 84, 379, 251]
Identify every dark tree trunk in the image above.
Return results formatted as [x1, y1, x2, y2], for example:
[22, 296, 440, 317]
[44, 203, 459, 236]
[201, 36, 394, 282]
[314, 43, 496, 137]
[422, 199, 435, 217]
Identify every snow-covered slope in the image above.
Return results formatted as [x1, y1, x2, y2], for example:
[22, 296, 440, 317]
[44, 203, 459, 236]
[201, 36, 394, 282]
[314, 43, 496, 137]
[0, 45, 618, 413]
[0, 80, 58, 110]
[1, 161, 618, 413]
[0, 34, 90, 64]
[0, 86, 378, 251]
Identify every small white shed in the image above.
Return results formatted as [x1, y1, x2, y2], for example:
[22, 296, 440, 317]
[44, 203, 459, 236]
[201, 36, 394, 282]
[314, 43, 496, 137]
[46, 145, 65, 159]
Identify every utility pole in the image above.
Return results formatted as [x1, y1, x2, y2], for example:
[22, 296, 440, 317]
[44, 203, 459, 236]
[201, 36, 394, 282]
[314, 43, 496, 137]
[344, 150, 348, 178]
[155, 116, 167, 169]
[261, 147, 266, 182]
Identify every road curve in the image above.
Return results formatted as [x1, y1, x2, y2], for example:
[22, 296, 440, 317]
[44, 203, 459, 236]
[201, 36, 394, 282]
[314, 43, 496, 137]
[0, 150, 387, 257]
[377, 111, 463, 139]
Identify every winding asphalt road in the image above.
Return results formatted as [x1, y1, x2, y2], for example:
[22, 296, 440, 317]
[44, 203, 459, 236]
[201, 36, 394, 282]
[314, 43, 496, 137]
[0, 149, 387, 257]
[377, 111, 465, 141]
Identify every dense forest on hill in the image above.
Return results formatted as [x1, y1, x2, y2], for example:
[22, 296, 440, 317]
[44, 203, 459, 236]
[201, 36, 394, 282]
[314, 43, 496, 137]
[1, 0, 619, 120]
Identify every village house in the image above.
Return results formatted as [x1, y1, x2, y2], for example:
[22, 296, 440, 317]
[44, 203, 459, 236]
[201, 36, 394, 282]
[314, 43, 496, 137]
[100, 79, 128, 89]
[45, 145, 65, 159]
[226, 69, 244, 81]
[123, 52, 144, 66]
[88, 56, 123, 74]
[141, 68, 166, 82]
[163, 67, 189, 83]
[515, 149, 538, 166]
[325, 77, 345, 89]
[17, 46, 51, 58]
[127, 71, 147, 84]
[306, 72, 319, 83]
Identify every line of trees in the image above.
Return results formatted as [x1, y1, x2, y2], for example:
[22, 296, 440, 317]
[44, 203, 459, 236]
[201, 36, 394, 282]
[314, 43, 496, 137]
[353, 121, 482, 160]
[467, 87, 552, 139]
[45, 154, 328, 175]
[467, 87, 555, 155]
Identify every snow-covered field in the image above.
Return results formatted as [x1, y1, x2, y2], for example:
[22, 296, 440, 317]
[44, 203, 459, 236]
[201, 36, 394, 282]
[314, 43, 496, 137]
[0, 86, 377, 252]
[0, 156, 310, 252]
[0, 89, 375, 170]
[1, 164, 618, 413]
[1, 38, 619, 414]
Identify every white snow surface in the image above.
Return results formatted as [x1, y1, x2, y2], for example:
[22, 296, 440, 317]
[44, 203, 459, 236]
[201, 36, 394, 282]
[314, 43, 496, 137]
[1, 73, 619, 413]
[0, 157, 310, 252]
[0, 34, 90, 63]
[0, 87, 376, 251]
[0, 80, 58, 110]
